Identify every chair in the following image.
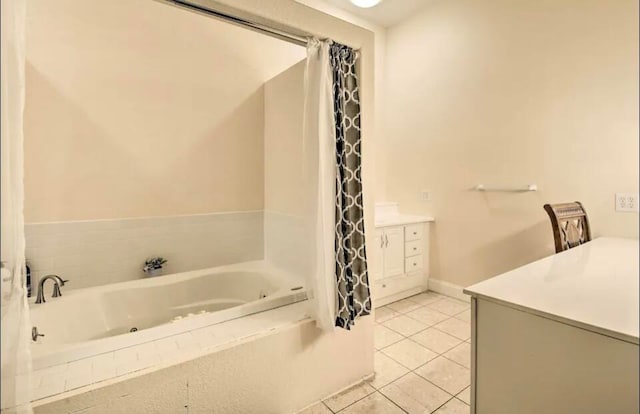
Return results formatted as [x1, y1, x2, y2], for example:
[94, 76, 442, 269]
[543, 202, 592, 253]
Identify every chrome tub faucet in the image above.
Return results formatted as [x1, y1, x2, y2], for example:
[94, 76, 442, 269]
[35, 274, 68, 304]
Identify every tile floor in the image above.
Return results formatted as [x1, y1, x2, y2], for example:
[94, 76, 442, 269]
[300, 292, 471, 414]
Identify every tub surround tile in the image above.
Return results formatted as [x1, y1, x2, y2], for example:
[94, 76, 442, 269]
[33, 380, 66, 401]
[30, 302, 311, 402]
[25, 211, 264, 291]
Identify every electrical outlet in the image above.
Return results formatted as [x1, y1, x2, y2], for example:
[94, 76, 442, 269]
[420, 191, 431, 202]
[615, 193, 638, 212]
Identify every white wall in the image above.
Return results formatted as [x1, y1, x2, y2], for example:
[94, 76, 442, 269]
[383, 0, 639, 287]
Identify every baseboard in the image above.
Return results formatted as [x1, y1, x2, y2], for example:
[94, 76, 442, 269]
[427, 278, 471, 303]
[374, 286, 424, 308]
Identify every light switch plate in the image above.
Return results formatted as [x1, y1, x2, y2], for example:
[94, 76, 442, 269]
[615, 193, 638, 212]
[420, 191, 431, 202]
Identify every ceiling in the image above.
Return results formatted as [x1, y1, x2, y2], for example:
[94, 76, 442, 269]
[320, 0, 431, 27]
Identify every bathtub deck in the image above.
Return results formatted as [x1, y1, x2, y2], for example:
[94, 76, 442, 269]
[31, 301, 310, 403]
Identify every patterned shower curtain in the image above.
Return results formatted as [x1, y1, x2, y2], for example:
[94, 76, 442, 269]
[329, 43, 371, 329]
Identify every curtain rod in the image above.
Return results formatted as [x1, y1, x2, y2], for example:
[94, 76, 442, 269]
[166, 0, 309, 47]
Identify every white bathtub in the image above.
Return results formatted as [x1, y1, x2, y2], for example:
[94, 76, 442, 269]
[29, 261, 307, 370]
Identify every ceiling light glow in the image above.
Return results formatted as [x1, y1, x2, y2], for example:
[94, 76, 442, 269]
[350, 0, 383, 8]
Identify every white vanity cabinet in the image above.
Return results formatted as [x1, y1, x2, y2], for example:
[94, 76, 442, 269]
[372, 210, 434, 307]
[375, 226, 405, 279]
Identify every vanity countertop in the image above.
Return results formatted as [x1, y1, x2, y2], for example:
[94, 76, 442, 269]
[374, 214, 435, 228]
[464, 237, 639, 344]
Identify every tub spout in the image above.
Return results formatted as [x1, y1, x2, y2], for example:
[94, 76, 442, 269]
[35, 274, 67, 304]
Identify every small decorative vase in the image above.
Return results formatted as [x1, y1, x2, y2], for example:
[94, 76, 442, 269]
[147, 268, 162, 277]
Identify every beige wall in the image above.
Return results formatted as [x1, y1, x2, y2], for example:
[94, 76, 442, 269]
[264, 60, 306, 216]
[383, 0, 639, 287]
[24, 0, 305, 222]
[28, 1, 377, 411]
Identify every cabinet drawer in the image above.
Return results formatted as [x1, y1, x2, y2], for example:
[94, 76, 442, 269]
[404, 224, 423, 241]
[405, 240, 422, 257]
[405, 255, 423, 273]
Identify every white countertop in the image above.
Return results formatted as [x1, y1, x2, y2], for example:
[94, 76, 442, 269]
[464, 237, 639, 344]
[375, 214, 435, 228]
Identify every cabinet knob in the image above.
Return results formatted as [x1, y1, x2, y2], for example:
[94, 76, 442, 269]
[382, 284, 386, 288]
[413, 232, 417, 235]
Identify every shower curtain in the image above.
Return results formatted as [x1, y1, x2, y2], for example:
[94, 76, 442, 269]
[1, 0, 33, 412]
[329, 43, 371, 329]
[303, 38, 370, 331]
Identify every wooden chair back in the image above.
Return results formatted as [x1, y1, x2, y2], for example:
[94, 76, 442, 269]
[543, 202, 592, 253]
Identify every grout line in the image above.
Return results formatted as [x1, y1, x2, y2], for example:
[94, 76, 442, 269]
[328, 386, 377, 413]
[378, 391, 410, 414]
[355, 292, 472, 413]
[373, 292, 472, 411]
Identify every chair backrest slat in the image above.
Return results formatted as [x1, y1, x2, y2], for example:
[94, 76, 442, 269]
[543, 201, 592, 253]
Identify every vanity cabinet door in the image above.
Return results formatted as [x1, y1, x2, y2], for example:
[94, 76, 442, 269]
[371, 229, 384, 281]
[382, 226, 405, 278]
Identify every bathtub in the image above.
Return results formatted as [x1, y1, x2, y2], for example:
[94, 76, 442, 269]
[29, 260, 307, 370]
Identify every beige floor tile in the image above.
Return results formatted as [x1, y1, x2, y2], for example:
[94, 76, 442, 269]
[375, 325, 404, 350]
[406, 307, 450, 326]
[443, 342, 471, 368]
[382, 315, 427, 336]
[408, 291, 445, 305]
[427, 299, 470, 316]
[340, 392, 405, 414]
[369, 352, 410, 389]
[456, 387, 471, 405]
[323, 382, 375, 412]
[380, 372, 451, 414]
[297, 402, 333, 414]
[386, 298, 422, 313]
[453, 309, 471, 322]
[434, 398, 469, 414]
[375, 306, 400, 323]
[410, 327, 462, 354]
[381, 339, 438, 369]
[433, 318, 471, 340]
[415, 357, 470, 395]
